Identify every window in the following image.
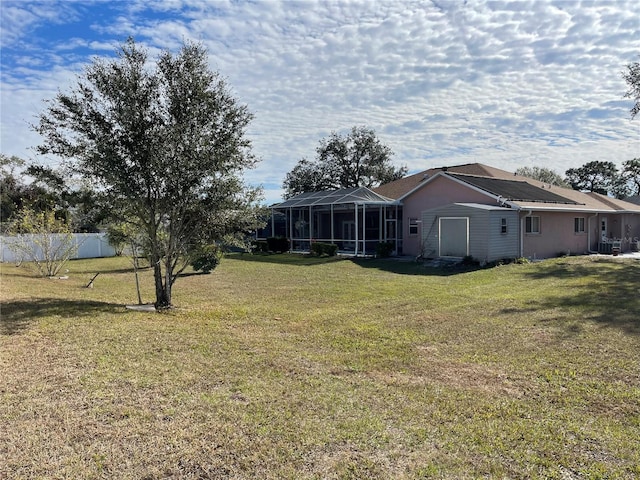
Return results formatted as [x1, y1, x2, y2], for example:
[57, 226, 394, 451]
[500, 218, 508, 234]
[409, 218, 419, 236]
[525, 216, 540, 234]
[574, 217, 585, 234]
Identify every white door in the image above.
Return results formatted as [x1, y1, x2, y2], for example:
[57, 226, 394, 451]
[439, 217, 469, 257]
[601, 218, 608, 241]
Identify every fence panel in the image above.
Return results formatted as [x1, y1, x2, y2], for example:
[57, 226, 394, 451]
[0, 233, 116, 263]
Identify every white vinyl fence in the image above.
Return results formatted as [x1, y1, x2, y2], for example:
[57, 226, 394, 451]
[0, 233, 117, 263]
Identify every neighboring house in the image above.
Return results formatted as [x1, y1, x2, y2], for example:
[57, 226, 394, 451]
[267, 163, 640, 260]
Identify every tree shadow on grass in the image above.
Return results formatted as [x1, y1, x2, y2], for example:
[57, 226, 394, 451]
[227, 252, 479, 276]
[227, 252, 347, 267]
[505, 259, 640, 334]
[351, 257, 484, 276]
[1, 298, 124, 336]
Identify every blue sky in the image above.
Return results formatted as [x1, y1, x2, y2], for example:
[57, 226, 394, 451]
[1, 0, 639, 204]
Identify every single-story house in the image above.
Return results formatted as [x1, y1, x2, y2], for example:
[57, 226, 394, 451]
[266, 163, 640, 260]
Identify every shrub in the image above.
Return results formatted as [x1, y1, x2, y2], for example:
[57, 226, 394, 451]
[311, 242, 338, 256]
[252, 240, 269, 253]
[6, 208, 79, 277]
[461, 255, 479, 266]
[266, 237, 289, 253]
[375, 241, 394, 258]
[190, 244, 223, 274]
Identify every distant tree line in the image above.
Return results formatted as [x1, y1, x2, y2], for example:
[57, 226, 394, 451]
[515, 159, 640, 199]
[0, 153, 106, 232]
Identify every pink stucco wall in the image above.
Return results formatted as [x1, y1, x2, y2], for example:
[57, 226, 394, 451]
[521, 212, 592, 259]
[402, 175, 496, 256]
[521, 212, 640, 258]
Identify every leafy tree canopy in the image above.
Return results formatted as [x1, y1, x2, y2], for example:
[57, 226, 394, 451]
[515, 166, 568, 187]
[622, 158, 640, 197]
[35, 38, 264, 309]
[564, 161, 629, 199]
[623, 58, 640, 119]
[282, 126, 407, 198]
[0, 153, 106, 231]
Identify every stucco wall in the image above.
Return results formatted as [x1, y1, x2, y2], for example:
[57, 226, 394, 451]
[521, 211, 591, 259]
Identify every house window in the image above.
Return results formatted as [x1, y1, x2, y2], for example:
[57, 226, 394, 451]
[500, 218, 507, 234]
[409, 218, 419, 236]
[525, 216, 540, 234]
[574, 217, 586, 234]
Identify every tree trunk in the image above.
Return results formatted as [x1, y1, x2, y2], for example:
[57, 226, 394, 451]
[153, 256, 171, 309]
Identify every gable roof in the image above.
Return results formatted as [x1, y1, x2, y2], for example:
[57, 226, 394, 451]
[274, 186, 396, 208]
[373, 163, 517, 200]
[373, 163, 640, 213]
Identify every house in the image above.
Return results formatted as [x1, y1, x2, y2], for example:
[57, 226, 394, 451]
[267, 163, 640, 260]
[374, 163, 640, 259]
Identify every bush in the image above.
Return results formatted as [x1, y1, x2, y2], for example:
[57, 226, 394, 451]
[266, 237, 289, 253]
[252, 240, 269, 253]
[375, 241, 394, 258]
[461, 255, 480, 266]
[190, 244, 223, 274]
[311, 242, 338, 256]
[6, 208, 78, 277]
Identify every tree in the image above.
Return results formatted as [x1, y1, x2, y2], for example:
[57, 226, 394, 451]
[282, 126, 407, 198]
[564, 161, 626, 198]
[6, 207, 78, 277]
[1, 154, 27, 224]
[1, 154, 106, 231]
[622, 158, 640, 197]
[515, 166, 568, 187]
[35, 39, 263, 309]
[623, 59, 640, 119]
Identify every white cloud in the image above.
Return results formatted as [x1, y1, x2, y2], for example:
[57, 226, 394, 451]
[1, 0, 639, 204]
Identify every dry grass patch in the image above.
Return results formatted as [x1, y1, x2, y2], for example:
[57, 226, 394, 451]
[1, 254, 639, 479]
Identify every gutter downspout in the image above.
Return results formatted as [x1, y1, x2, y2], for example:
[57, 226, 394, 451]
[587, 213, 599, 254]
[520, 209, 532, 258]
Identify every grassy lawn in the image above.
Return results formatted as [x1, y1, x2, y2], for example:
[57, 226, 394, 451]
[1, 253, 639, 479]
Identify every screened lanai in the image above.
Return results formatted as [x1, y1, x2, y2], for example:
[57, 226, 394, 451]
[266, 187, 401, 256]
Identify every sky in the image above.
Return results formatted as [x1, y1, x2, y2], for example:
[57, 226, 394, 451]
[1, 0, 639, 205]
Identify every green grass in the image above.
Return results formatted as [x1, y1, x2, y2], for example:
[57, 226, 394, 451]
[1, 254, 639, 479]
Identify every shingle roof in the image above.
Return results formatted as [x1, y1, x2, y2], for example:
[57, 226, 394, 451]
[373, 163, 519, 200]
[373, 163, 640, 213]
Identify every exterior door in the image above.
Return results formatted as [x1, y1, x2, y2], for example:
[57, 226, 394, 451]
[601, 218, 608, 241]
[342, 221, 356, 250]
[439, 217, 469, 257]
[385, 219, 397, 253]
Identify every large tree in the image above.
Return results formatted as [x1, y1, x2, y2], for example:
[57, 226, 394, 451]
[564, 161, 627, 198]
[515, 166, 568, 187]
[282, 126, 407, 198]
[623, 59, 640, 119]
[622, 158, 640, 196]
[35, 39, 263, 309]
